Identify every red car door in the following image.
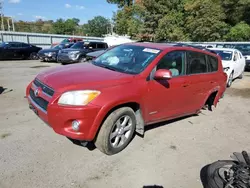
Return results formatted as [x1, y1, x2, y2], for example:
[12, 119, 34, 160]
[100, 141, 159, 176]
[143, 50, 195, 124]
[184, 50, 216, 110]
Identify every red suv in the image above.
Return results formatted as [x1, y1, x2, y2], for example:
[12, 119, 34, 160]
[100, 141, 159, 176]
[26, 43, 227, 155]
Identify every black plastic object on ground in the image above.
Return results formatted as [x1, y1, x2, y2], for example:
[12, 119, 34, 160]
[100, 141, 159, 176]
[201, 151, 250, 188]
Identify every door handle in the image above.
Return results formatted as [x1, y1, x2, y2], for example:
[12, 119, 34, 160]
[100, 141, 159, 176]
[182, 84, 189, 87]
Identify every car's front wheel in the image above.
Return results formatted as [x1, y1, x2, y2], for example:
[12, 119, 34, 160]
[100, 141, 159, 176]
[95, 107, 136, 155]
[227, 72, 233, 87]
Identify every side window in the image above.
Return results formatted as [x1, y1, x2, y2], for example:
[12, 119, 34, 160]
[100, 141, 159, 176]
[207, 55, 218, 72]
[89, 43, 97, 49]
[156, 51, 185, 77]
[97, 43, 105, 49]
[187, 51, 207, 74]
[239, 52, 242, 59]
[233, 52, 239, 61]
[9, 43, 22, 48]
[21, 43, 30, 48]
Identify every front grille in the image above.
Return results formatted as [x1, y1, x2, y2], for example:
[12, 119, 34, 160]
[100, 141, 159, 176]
[30, 89, 49, 111]
[33, 79, 54, 96]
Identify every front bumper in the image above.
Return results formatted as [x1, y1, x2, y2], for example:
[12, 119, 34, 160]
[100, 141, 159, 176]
[38, 53, 57, 61]
[57, 54, 80, 64]
[26, 82, 102, 141]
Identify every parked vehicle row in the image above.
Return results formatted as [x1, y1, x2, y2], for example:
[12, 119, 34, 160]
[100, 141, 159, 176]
[26, 42, 228, 155]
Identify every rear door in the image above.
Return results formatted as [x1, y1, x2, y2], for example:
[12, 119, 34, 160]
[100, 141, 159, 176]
[237, 51, 246, 74]
[185, 50, 215, 110]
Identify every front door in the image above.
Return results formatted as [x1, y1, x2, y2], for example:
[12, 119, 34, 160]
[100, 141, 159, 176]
[143, 50, 194, 123]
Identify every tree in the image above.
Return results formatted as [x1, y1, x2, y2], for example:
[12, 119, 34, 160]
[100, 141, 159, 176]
[185, 0, 229, 41]
[82, 16, 110, 37]
[156, 11, 189, 41]
[225, 21, 250, 41]
[107, 0, 133, 8]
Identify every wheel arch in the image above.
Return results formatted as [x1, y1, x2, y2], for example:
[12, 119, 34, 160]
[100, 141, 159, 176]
[90, 101, 145, 141]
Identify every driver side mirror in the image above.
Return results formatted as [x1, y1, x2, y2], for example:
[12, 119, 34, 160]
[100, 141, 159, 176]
[154, 69, 172, 80]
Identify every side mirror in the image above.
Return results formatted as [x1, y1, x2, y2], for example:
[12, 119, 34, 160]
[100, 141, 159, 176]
[154, 69, 172, 80]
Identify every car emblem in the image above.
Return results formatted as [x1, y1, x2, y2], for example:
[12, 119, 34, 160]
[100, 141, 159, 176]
[34, 88, 41, 97]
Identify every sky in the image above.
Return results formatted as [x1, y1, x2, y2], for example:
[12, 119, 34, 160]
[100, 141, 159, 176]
[3, 0, 118, 24]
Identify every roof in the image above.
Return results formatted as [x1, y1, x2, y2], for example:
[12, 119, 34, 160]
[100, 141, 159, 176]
[210, 48, 238, 52]
[127, 42, 178, 50]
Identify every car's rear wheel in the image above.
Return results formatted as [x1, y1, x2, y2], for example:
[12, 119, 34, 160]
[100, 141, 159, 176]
[95, 107, 136, 155]
[238, 71, 244, 79]
[227, 72, 233, 87]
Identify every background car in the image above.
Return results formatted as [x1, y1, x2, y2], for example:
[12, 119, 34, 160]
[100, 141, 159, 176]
[0, 42, 42, 60]
[51, 37, 83, 47]
[57, 41, 108, 65]
[38, 43, 74, 62]
[211, 48, 246, 87]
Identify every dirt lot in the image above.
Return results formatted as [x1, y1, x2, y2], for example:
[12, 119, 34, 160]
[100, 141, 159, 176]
[0, 60, 250, 188]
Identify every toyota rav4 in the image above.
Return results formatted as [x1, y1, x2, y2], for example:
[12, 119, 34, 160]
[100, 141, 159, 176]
[26, 43, 227, 155]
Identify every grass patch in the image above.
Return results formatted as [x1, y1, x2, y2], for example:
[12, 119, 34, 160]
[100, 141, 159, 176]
[1, 133, 11, 139]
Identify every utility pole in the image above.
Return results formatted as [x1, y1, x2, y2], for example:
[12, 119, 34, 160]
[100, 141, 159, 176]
[0, 0, 4, 31]
[12, 17, 15, 31]
[7, 18, 10, 31]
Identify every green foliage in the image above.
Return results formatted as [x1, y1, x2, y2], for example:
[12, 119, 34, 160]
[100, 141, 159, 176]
[107, 0, 133, 8]
[185, 0, 229, 41]
[110, 0, 250, 41]
[225, 21, 250, 41]
[82, 16, 110, 37]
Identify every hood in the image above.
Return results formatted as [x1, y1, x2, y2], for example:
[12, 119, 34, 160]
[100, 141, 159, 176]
[222, 60, 233, 68]
[87, 50, 106, 58]
[36, 63, 134, 93]
[39, 48, 59, 53]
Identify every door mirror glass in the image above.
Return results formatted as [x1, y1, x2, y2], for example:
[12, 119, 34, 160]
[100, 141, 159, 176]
[154, 69, 172, 80]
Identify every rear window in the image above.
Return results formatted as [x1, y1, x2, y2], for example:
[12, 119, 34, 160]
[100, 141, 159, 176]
[207, 55, 218, 72]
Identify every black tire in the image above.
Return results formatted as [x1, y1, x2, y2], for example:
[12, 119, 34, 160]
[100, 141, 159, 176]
[204, 160, 238, 188]
[238, 71, 244, 79]
[227, 72, 233, 88]
[29, 52, 39, 60]
[95, 107, 136, 155]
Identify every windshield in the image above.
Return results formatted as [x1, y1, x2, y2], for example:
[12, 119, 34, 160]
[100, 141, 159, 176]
[61, 39, 70, 44]
[92, 45, 161, 74]
[213, 50, 233, 61]
[71, 42, 84, 49]
[53, 44, 64, 49]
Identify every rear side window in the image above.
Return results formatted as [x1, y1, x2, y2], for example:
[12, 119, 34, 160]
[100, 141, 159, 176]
[97, 43, 105, 49]
[187, 51, 208, 74]
[207, 55, 218, 72]
[22, 43, 30, 48]
[89, 43, 97, 49]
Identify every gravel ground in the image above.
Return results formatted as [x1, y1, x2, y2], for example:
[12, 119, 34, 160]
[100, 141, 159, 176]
[0, 60, 250, 188]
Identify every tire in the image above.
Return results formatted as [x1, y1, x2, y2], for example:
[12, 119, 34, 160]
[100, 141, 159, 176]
[29, 52, 38, 60]
[95, 107, 136, 155]
[238, 71, 244, 79]
[204, 160, 238, 188]
[227, 72, 233, 88]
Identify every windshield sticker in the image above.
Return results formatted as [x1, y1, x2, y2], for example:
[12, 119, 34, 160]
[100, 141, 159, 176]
[143, 48, 160, 54]
[223, 51, 232, 54]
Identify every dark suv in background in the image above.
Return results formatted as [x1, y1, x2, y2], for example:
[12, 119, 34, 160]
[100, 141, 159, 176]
[57, 41, 108, 65]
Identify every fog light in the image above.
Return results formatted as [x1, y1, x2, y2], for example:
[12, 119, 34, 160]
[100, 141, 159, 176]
[72, 120, 80, 131]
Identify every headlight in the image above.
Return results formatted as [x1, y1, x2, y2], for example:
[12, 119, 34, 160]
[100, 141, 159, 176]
[223, 67, 230, 72]
[45, 52, 56, 57]
[58, 90, 101, 106]
[69, 51, 80, 55]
